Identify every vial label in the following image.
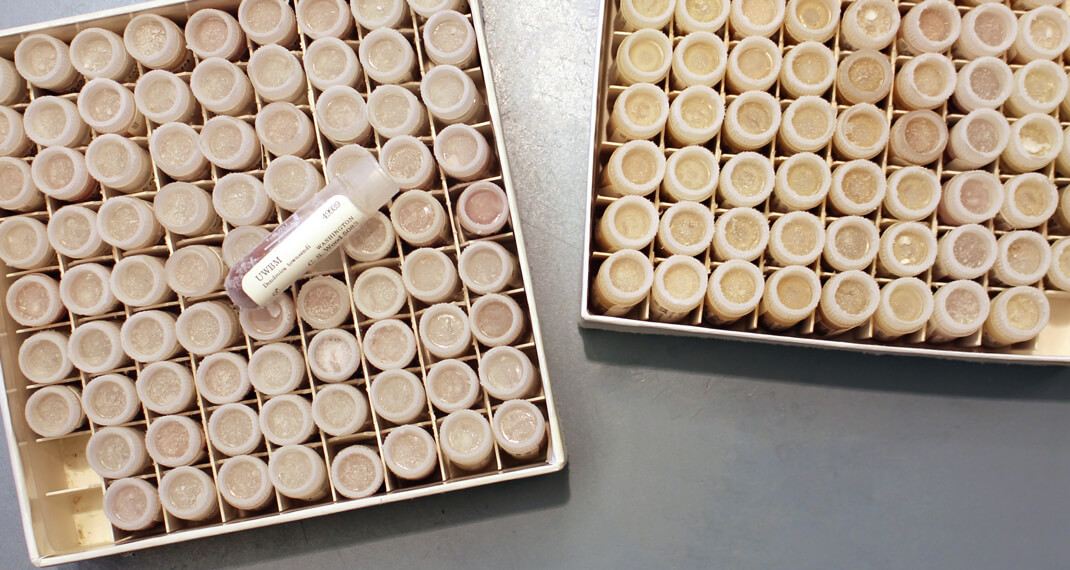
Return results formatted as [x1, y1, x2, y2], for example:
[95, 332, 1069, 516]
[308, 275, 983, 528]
[241, 196, 364, 305]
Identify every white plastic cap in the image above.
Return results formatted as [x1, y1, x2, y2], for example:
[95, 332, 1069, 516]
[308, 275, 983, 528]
[18, 331, 73, 385]
[440, 409, 494, 470]
[6, 273, 63, 328]
[1000, 173, 1057, 229]
[369, 369, 426, 424]
[933, 223, 997, 280]
[239, 0, 298, 46]
[779, 42, 835, 99]
[390, 189, 448, 246]
[421, 64, 484, 125]
[492, 399, 546, 459]
[719, 151, 774, 208]
[86, 426, 147, 478]
[263, 155, 323, 211]
[833, 103, 888, 160]
[296, 0, 353, 39]
[872, 277, 933, 338]
[662, 146, 718, 203]
[295, 275, 351, 329]
[59, 263, 117, 316]
[312, 384, 369, 437]
[596, 195, 659, 251]
[342, 210, 396, 261]
[68, 320, 127, 374]
[185, 9, 246, 61]
[785, 0, 840, 41]
[380, 135, 436, 190]
[1047, 237, 1070, 291]
[399, 248, 459, 305]
[656, 201, 714, 257]
[418, 303, 472, 358]
[255, 102, 315, 157]
[670, 32, 728, 90]
[159, 467, 219, 521]
[773, 152, 830, 212]
[620, 0, 675, 30]
[840, 0, 900, 50]
[97, 197, 162, 250]
[760, 265, 821, 328]
[217, 455, 274, 511]
[456, 181, 509, 237]
[649, 254, 709, 322]
[260, 394, 314, 446]
[134, 70, 196, 124]
[945, 109, 1010, 171]
[725, 37, 782, 94]
[367, 84, 428, 139]
[884, 166, 941, 221]
[352, 267, 406, 320]
[423, 10, 478, 68]
[433, 123, 492, 181]
[939, 171, 1003, 225]
[248, 44, 307, 103]
[248, 342, 305, 395]
[213, 173, 274, 226]
[899, 0, 962, 55]
[1012, 6, 1070, 62]
[602, 140, 666, 197]
[729, 0, 786, 37]
[124, 14, 190, 70]
[23, 96, 88, 149]
[85, 134, 153, 193]
[723, 90, 781, 151]
[616, 29, 672, 86]
[818, 270, 880, 331]
[196, 351, 252, 406]
[1007, 60, 1068, 117]
[119, 310, 179, 363]
[331, 445, 385, 499]
[78, 79, 142, 136]
[779, 96, 836, 154]
[312, 86, 370, 147]
[834, 49, 892, 106]
[110, 255, 170, 307]
[609, 82, 669, 142]
[103, 478, 161, 532]
[829, 159, 886, 215]
[82, 383, 140, 432]
[48, 206, 106, 260]
[239, 294, 297, 342]
[154, 182, 218, 237]
[877, 221, 938, 277]
[0, 157, 40, 211]
[362, 318, 417, 370]
[14, 34, 79, 92]
[929, 280, 990, 340]
[459, 240, 517, 295]
[713, 207, 769, 261]
[0, 57, 26, 105]
[894, 53, 957, 110]
[955, 3, 1017, 59]
[992, 230, 1052, 286]
[478, 346, 536, 401]
[166, 245, 226, 298]
[304, 37, 362, 91]
[382, 425, 438, 480]
[135, 361, 195, 415]
[768, 211, 825, 266]
[1002, 113, 1063, 173]
[307, 328, 362, 382]
[667, 85, 724, 147]
[0, 217, 53, 269]
[352, 0, 407, 29]
[704, 259, 764, 323]
[175, 301, 239, 355]
[592, 248, 654, 316]
[70, 28, 134, 82]
[0, 107, 31, 157]
[358, 28, 416, 85]
[146, 415, 205, 468]
[149, 123, 209, 181]
[425, 359, 479, 413]
[470, 293, 524, 347]
[888, 110, 948, 166]
[952, 57, 1013, 113]
[190, 58, 255, 116]
[823, 216, 880, 272]
[984, 286, 1050, 345]
[675, 0, 730, 34]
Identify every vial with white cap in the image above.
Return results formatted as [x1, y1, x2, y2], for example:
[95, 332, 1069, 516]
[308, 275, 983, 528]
[68, 320, 127, 374]
[649, 254, 708, 323]
[240, 0, 298, 46]
[304, 37, 361, 91]
[675, 0, 730, 34]
[899, 0, 961, 55]
[190, 58, 255, 117]
[592, 248, 654, 316]
[23, 96, 89, 149]
[0, 158, 42, 212]
[369, 369, 426, 424]
[424, 10, 478, 68]
[877, 221, 938, 277]
[426, 359, 479, 413]
[352, 0, 407, 29]
[1000, 173, 1057, 229]
[421, 65, 485, 125]
[225, 155, 399, 308]
[154, 183, 218, 238]
[0, 107, 31, 158]
[0, 58, 25, 106]
[768, 211, 825, 266]
[945, 109, 1009, 171]
[120, 310, 179, 363]
[342, 211, 396, 262]
[779, 43, 835, 99]
[492, 399, 546, 460]
[670, 32, 728, 90]
[312, 384, 369, 437]
[159, 467, 219, 522]
[186, 9, 246, 61]
[18, 331, 73, 385]
[97, 197, 163, 251]
[296, 0, 353, 39]
[382, 426, 438, 481]
[823, 216, 879, 272]
[296, 275, 351, 330]
[894, 54, 957, 111]
[719, 152, 774, 209]
[784, 0, 839, 42]
[723, 91, 780, 151]
[840, 0, 899, 50]
[657, 201, 715, 257]
[615, 29, 672, 86]
[256, 102, 316, 157]
[662, 146, 718, 203]
[833, 103, 887, 161]
[391, 190, 449, 247]
[367, 85, 429, 140]
[983, 287, 1050, 346]
[307, 328, 362, 382]
[358, 28, 416, 85]
[725, 37, 782, 94]
[136, 361, 195, 415]
[217, 455, 274, 511]
[992, 230, 1051, 286]
[1047, 238, 1070, 291]
[380, 136, 436, 190]
[331, 445, 384, 499]
[418, 303, 472, 358]
[70, 28, 136, 82]
[110, 256, 171, 307]
[401, 248, 459, 304]
[939, 171, 1003, 225]
[315, 86, 372, 146]
[955, 4, 1017, 59]
[363, 318, 417, 370]
[1011, 7, 1070, 62]
[13, 34, 79, 92]
[620, 0, 674, 30]
[602, 140, 665, 198]
[773, 152, 829, 212]
[59, 264, 117, 316]
[146, 415, 205, 468]
[704, 259, 764, 324]
[213, 173, 274, 227]
[240, 295, 297, 341]
[124, 14, 192, 71]
[149, 123, 210, 182]
[953, 58, 1013, 113]
[1006, 60, 1068, 117]
[176, 301, 240, 356]
[264, 156, 324, 211]
[713, 207, 769, 262]
[729, 0, 786, 38]
[77, 79, 145, 136]
[759, 265, 820, 330]
[888, 110, 948, 166]
[667, 86, 724, 147]
[609, 82, 669, 142]
[1002, 113, 1062, 173]
[86, 427, 147, 478]
[85, 135, 153, 193]
[23, 388, 82, 438]
[0, 217, 53, 270]
[470, 293, 525, 347]
[834, 50, 892, 106]
[596, 195, 658, 252]
[816, 270, 880, 334]
[933, 224, 997, 280]
[196, 351, 252, 406]
[440, 409, 494, 471]
[133, 70, 196, 125]
[884, 166, 941, 221]
[872, 277, 934, 340]
[779, 96, 835, 154]
[6, 273, 63, 328]
[248, 342, 305, 395]
[260, 394, 315, 446]
[199, 116, 261, 172]
[829, 160, 886, 216]
[352, 266, 407, 319]
[248, 44, 307, 103]
[927, 280, 990, 343]
[434, 124, 492, 181]
[166, 246, 226, 298]
[103, 478, 161, 532]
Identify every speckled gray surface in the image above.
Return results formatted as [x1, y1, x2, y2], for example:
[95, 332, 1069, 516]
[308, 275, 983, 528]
[2, 1, 1070, 568]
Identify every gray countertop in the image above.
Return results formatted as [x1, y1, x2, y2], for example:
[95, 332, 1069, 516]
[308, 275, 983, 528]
[3, 1, 1070, 568]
